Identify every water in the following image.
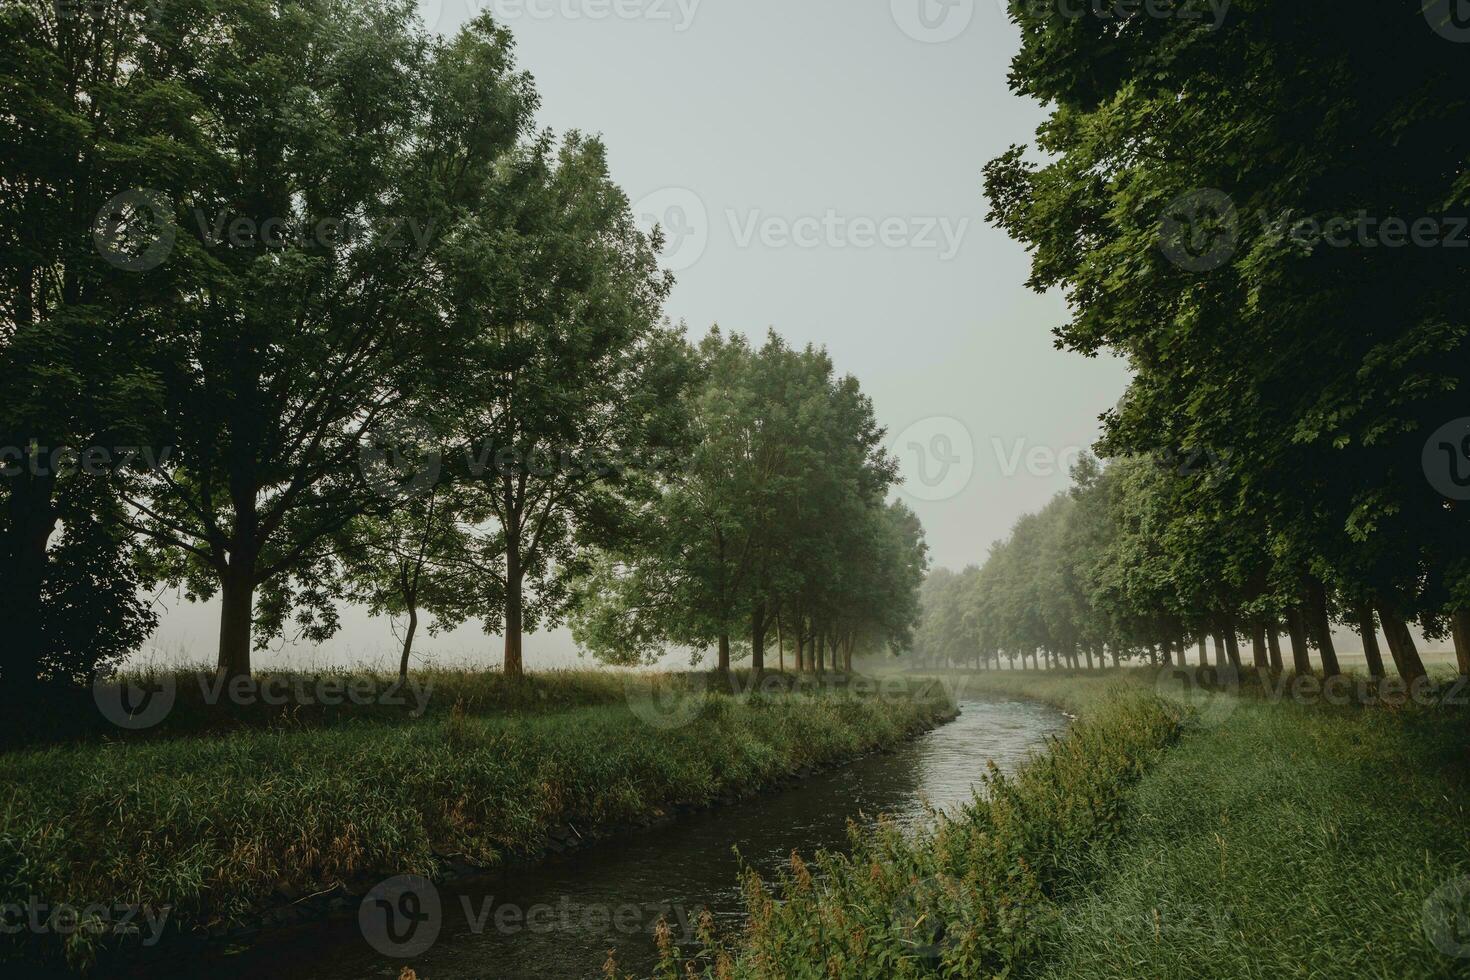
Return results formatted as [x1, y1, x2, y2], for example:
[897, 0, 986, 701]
[158, 698, 1066, 980]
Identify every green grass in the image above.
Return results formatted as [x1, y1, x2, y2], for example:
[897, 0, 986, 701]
[648, 687, 1185, 978]
[1033, 682, 1470, 978]
[0, 670, 954, 972]
[658, 668, 1470, 978]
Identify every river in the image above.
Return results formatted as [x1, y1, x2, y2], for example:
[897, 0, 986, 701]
[154, 697, 1066, 979]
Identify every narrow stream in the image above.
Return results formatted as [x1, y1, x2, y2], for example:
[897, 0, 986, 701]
[166, 698, 1066, 979]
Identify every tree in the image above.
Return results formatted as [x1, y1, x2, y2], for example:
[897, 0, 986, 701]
[128, 8, 538, 678]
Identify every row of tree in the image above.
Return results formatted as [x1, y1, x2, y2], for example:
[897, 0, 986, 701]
[0, 1, 926, 692]
[569, 330, 929, 675]
[917, 455, 1446, 680]
[940, 0, 1470, 677]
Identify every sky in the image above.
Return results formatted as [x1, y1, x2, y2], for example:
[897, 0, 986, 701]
[142, 0, 1135, 670]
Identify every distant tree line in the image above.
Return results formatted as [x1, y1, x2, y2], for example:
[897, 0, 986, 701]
[953, 0, 1470, 677]
[0, 0, 927, 694]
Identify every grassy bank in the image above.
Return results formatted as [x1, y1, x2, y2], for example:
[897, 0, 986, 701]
[657, 668, 1470, 978]
[0, 670, 954, 972]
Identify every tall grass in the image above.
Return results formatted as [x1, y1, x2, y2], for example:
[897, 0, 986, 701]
[0, 672, 954, 971]
[648, 690, 1185, 978]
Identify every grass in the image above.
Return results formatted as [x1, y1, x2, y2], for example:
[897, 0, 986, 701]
[0, 670, 955, 973]
[655, 667, 1470, 978]
[647, 685, 1185, 978]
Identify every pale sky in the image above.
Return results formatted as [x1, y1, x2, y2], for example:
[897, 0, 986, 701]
[141, 0, 1134, 670]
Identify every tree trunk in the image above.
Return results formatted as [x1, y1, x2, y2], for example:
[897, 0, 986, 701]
[1212, 634, 1226, 668]
[717, 633, 731, 675]
[1451, 609, 1470, 679]
[1, 472, 56, 691]
[503, 552, 524, 680]
[1305, 579, 1342, 678]
[1285, 608, 1312, 674]
[751, 606, 766, 675]
[217, 557, 257, 680]
[1354, 605, 1386, 680]
[399, 604, 418, 681]
[1084, 646, 1094, 670]
[1222, 627, 1242, 669]
[1267, 628, 1284, 672]
[1251, 623, 1269, 670]
[1197, 637, 1208, 667]
[1376, 605, 1427, 683]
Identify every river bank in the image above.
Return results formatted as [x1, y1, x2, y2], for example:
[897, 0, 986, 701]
[0, 670, 955, 975]
[655, 668, 1470, 978]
